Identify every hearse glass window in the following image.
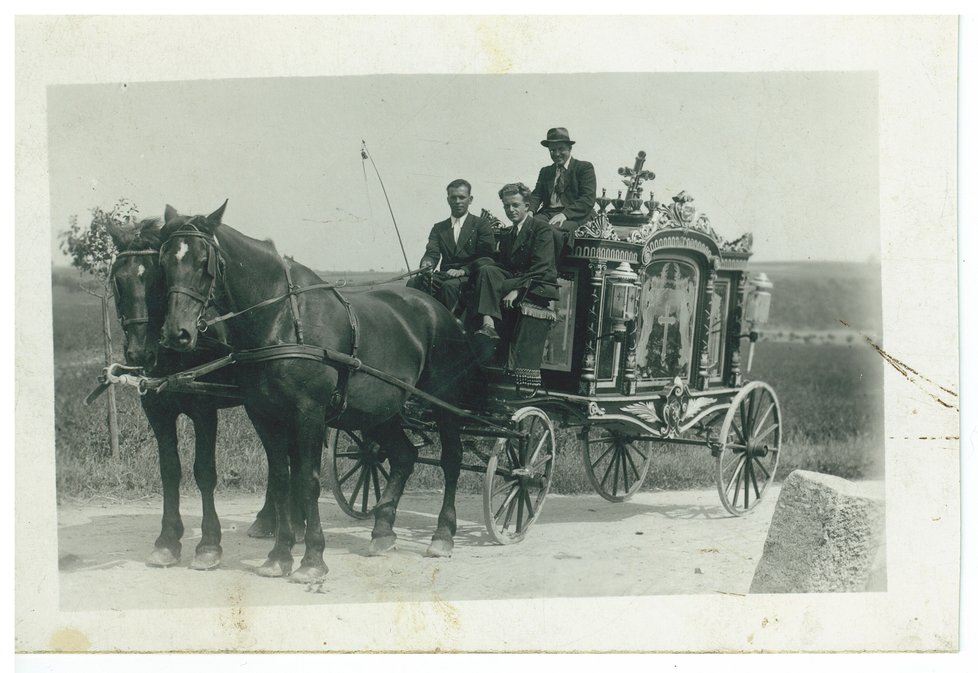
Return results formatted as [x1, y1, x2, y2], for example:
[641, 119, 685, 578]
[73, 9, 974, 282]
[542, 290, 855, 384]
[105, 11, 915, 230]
[636, 256, 699, 382]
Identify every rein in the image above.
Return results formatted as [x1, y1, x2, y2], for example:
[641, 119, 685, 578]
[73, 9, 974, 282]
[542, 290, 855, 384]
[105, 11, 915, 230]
[153, 226, 513, 434]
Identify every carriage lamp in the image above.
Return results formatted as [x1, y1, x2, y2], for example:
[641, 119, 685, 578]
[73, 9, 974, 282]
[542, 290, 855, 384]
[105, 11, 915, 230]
[606, 263, 640, 341]
[744, 272, 773, 372]
[744, 272, 773, 325]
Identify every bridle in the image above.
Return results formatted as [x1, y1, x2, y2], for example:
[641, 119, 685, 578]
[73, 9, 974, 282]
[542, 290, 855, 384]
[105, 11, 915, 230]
[110, 249, 160, 331]
[158, 221, 225, 334]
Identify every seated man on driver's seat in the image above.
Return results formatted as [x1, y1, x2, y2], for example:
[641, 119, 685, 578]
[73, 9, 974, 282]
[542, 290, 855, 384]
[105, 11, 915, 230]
[470, 182, 559, 384]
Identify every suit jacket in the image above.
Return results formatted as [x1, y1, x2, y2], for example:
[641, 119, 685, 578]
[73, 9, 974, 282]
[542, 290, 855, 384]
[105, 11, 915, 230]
[496, 214, 560, 301]
[529, 156, 597, 232]
[419, 212, 495, 272]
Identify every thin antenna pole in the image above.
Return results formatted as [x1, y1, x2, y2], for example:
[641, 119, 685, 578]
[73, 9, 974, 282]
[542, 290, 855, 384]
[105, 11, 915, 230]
[361, 140, 411, 272]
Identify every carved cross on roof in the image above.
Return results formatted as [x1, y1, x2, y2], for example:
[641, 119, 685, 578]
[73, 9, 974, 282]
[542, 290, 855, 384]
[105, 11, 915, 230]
[618, 151, 656, 201]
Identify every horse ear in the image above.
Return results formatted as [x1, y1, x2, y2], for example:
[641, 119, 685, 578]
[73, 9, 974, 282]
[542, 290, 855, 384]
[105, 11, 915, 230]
[105, 219, 134, 250]
[206, 200, 228, 226]
[164, 204, 179, 224]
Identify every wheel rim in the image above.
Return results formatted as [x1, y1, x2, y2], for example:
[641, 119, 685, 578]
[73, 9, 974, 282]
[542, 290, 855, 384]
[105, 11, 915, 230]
[483, 407, 556, 544]
[325, 428, 389, 519]
[715, 382, 782, 516]
[583, 427, 653, 502]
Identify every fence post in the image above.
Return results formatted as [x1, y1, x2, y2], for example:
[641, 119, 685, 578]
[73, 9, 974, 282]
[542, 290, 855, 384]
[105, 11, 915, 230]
[100, 289, 120, 459]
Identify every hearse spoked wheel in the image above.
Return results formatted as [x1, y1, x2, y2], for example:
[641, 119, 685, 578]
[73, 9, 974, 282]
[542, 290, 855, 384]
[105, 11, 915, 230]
[325, 428, 390, 520]
[715, 381, 782, 516]
[582, 425, 654, 503]
[483, 407, 557, 544]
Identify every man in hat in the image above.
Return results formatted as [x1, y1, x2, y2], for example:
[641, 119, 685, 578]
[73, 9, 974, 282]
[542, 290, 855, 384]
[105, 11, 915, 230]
[471, 182, 559, 344]
[408, 178, 495, 314]
[529, 127, 597, 241]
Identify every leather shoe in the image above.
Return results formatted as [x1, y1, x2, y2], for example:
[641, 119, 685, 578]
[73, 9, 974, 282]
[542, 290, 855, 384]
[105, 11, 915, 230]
[474, 325, 499, 341]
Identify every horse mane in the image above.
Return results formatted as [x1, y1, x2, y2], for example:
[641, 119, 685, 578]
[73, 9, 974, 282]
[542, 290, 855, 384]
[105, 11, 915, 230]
[133, 217, 164, 250]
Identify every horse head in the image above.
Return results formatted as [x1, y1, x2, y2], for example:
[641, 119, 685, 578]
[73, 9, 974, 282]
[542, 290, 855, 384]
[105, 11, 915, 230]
[107, 217, 167, 369]
[158, 201, 227, 352]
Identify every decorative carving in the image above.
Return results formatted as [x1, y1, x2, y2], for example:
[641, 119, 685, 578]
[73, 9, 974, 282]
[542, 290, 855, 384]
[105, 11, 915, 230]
[618, 151, 656, 203]
[575, 212, 620, 241]
[720, 232, 754, 255]
[697, 266, 717, 389]
[579, 260, 606, 395]
[727, 272, 748, 387]
[621, 378, 719, 438]
[587, 401, 607, 417]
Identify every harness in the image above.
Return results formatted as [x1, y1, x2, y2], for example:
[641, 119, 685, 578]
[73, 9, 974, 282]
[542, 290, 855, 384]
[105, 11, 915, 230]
[98, 222, 516, 436]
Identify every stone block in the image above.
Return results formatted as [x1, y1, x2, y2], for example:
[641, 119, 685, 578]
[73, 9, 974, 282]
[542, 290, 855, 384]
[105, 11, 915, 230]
[750, 469, 885, 593]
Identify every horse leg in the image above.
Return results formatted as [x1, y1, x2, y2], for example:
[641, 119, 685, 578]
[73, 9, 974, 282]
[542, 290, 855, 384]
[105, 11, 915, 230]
[289, 404, 328, 583]
[289, 447, 307, 542]
[189, 408, 222, 570]
[144, 401, 184, 567]
[366, 418, 418, 556]
[426, 412, 463, 558]
[247, 480, 278, 539]
[246, 410, 295, 578]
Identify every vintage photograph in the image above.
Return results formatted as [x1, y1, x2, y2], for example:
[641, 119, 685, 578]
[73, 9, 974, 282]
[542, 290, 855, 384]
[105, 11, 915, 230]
[16, 16, 960, 653]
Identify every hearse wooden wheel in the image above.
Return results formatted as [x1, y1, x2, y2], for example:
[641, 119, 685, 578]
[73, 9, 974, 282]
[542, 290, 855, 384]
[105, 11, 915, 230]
[483, 407, 556, 544]
[583, 426, 654, 502]
[715, 381, 782, 516]
[325, 428, 390, 519]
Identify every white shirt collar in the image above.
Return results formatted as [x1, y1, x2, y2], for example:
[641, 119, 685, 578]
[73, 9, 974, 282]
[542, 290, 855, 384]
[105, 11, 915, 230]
[514, 213, 530, 232]
[556, 157, 571, 170]
[452, 213, 467, 226]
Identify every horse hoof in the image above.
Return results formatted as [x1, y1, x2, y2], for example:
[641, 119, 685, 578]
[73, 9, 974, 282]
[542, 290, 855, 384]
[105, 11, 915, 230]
[289, 564, 329, 584]
[255, 558, 293, 578]
[247, 519, 276, 539]
[367, 535, 397, 556]
[424, 538, 454, 558]
[146, 547, 180, 568]
[190, 548, 222, 571]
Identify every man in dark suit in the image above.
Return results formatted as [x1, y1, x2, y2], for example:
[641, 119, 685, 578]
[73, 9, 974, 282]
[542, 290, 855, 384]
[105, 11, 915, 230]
[529, 127, 597, 243]
[471, 183, 560, 343]
[408, 178, 495, 313]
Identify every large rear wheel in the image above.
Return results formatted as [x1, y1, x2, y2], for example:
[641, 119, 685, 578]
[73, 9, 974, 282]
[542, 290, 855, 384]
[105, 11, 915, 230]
[483, 407, 557, 544]
[714, 381, 782, 516]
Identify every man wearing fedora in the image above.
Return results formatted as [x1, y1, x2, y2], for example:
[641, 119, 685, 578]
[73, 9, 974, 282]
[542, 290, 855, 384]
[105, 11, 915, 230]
[408, 178, 495, 314]
[529, 127, 597, 243]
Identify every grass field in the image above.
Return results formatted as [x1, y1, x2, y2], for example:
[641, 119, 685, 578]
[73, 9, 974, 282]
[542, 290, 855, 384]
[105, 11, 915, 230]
[52, 262, 884, 501]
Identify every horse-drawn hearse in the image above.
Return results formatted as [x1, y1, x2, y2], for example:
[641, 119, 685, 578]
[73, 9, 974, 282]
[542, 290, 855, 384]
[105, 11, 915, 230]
[94, 149, 779, 581]
[328, 150, 779, 540]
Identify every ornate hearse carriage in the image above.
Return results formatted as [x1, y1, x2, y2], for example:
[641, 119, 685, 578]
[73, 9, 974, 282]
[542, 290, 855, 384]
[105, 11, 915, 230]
[328, 151, 780, 542]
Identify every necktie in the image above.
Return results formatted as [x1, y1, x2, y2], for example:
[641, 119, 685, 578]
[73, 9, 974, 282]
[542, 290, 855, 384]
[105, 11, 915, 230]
[554, 164, 566, 195]
[453, 218, 461, 243]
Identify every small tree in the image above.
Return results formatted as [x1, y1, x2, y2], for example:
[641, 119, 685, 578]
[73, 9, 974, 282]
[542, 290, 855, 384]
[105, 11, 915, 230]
[59, 198, 140, 458]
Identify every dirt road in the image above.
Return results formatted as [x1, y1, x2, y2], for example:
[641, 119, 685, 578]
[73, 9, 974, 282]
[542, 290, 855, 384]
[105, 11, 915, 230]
[57, 487, 778, 611]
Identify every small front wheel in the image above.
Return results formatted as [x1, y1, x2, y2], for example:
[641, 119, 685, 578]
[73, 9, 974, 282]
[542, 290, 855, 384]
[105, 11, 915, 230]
[483, 407, 557, 544]
[325, 428, 390, 519]
[715, 381, 782, 516]
[582, 426, 653, 502]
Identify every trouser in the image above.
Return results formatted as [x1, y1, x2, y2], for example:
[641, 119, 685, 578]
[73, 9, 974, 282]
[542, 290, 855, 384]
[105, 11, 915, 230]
[473, 265, 524, 321]
[407, 273, 465, 314]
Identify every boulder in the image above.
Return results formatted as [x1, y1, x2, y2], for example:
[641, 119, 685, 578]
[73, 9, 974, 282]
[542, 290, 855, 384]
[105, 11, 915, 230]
[750, 470, 885, 593]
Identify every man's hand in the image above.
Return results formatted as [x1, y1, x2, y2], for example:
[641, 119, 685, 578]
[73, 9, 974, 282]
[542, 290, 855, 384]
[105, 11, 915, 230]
[420, 260, 435, 272]
[548, 212, 568, 227]
[445, 268, 466, 278]
[502, 290, 519, 309]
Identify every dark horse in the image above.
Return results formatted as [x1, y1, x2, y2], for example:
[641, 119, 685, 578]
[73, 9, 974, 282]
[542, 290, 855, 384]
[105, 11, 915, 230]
[158, 202, 481, 582]
[107, 217, 288, 569]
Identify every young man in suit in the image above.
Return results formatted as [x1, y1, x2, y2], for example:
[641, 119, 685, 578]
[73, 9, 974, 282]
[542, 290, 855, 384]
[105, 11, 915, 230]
[529, 127, 597, 243]
[471, 183, 559, 343]
[408, 178, 495, 313]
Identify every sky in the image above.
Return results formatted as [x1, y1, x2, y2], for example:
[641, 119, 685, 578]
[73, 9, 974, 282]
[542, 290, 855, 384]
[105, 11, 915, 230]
[47, 72, 879, 271]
